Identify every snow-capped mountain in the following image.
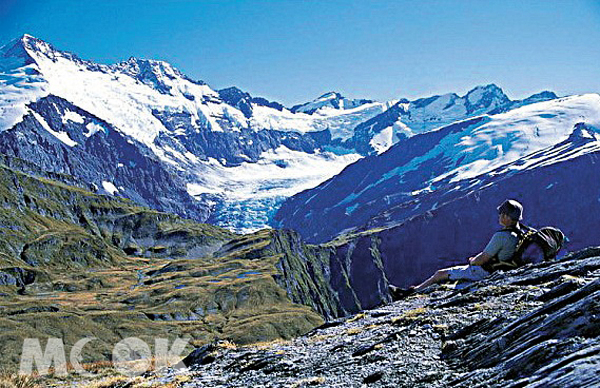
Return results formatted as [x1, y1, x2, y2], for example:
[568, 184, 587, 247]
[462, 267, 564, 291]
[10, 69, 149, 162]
[274, 94, 600, 242]
[0, 94, 210, 220]
[346, 84, 558, 154]
[290, 92, 374, 114]
[0, 34, 376, 231]
[0, 34, 563, 232]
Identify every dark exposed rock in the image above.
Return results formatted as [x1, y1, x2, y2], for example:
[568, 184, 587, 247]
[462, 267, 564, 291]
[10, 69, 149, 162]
[363, 370, 384, 384]
[352, 343, 377, 357]
[535, 280, 581, 302]
[218, 86, 285, 118]
[7, 305, 59, 315]
[307, 318, 345, 334]
[238, 353, 284, 372]
[181, 343, 216, 367]
[0, 267, 35, 287]
[0, 95, 211, 223]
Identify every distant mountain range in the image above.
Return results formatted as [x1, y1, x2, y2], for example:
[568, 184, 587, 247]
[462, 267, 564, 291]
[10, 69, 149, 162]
[0, 34, 560, 232]
[275, 94, 600, 243]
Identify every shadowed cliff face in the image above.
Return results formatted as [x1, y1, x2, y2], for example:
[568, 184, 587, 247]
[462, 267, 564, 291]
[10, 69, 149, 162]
[265, 230, 390, 320]
[0, 95, 212, 222]
[270, 137, 600, 315]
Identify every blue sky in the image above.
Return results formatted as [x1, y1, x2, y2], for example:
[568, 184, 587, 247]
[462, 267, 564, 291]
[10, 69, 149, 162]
[1, 0, 600, 105]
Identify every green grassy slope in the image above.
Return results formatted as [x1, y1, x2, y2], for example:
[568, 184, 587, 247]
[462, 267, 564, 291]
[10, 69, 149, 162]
[0, 155, 323, 369]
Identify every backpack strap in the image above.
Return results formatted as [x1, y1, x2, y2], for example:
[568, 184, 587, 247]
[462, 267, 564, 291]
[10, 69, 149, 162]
[487, 225, 535, 271]
[510, 225, 538, 267]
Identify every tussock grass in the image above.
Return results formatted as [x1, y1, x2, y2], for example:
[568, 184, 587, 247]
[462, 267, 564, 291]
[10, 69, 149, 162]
[0, 371, 41, 388]
[78, 376, 144, 388]
[347, 313, 366, 323]
[216, 340, 237, 350]
[0, 156, 324, 373]
[346, 327, 364, 335]
[390, 307, 431, 326]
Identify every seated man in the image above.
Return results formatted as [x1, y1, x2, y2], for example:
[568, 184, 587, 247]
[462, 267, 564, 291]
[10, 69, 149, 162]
[389, 199, 524, 300]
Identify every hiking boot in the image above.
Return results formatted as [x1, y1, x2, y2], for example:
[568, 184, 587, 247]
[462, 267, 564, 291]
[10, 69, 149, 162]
[388, 285, 415, 301]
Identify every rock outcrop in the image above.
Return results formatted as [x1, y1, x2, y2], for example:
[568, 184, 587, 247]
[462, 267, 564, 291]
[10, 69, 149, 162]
[106, 246, 600, 387]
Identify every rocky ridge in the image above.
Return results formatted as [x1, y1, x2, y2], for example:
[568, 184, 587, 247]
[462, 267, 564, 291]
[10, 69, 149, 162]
[91, 247, 600, 388]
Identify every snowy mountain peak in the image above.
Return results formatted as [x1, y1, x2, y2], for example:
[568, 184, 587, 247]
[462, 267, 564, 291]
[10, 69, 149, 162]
[291, 91, 374, 114]
[119, 56, 184, 78]
[220, 86, 246, 96]
[16, 34, 79, 63]
[1, 34, 108, 76]
[466, 82, 503, 93]
[0, 34, 38, 65]
[317, 91, 343, 100]
[115, 56, 206, 94]
[462, 83, 510, 114]
[19, 33, 44, 47]
[217, 86, 285, 118]
[465, 83, 508, 103]
[8, 33, 44, 52]
[523, 91, 559, 103]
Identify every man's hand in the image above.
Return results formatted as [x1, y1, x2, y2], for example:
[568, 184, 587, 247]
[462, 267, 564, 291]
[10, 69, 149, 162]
[469, 252, 492, 266]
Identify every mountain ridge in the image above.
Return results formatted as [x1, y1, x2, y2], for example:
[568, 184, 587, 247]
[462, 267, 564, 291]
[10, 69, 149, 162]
[0, 34, 563, 233]
[275, 93, 600, 242]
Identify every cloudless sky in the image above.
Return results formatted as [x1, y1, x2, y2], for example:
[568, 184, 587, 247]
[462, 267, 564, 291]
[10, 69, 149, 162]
[1, 0, 600, 105]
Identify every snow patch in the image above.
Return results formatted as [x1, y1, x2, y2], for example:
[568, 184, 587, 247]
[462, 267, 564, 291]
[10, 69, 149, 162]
[184, 152, 199, 163]
[30, 110, 77, 147]
[62, 110, 84, 124]
[85, 122, 105, 137]
[0, 61, 48, 130]
[370, 126, 394, 154]
[101, 181, 119, 195]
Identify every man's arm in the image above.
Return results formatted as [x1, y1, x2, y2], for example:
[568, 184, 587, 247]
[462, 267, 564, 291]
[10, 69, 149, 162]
[470, 232, 503, 266]
[469, 252, 492, 266]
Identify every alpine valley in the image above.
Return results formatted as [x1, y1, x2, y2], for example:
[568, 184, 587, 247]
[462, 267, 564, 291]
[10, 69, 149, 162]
[1, 34, 600, 387]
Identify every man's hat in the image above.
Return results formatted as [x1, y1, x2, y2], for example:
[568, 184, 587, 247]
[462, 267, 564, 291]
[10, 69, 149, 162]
[497, 199, 523, 221]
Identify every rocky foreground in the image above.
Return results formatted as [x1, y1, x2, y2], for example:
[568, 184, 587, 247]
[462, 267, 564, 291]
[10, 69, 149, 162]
[65, 246, 600, 388]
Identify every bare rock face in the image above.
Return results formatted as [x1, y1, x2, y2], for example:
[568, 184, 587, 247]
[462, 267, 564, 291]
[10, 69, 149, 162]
[441, 250, 600, 387]
[115, 246, 600, 387]
[0, 95, 212, 222]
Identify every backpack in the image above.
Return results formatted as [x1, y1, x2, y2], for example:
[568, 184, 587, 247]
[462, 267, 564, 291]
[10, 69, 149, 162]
[485, 225, 565, 272]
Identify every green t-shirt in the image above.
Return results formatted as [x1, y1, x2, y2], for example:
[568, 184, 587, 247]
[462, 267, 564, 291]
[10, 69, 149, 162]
[483, 229, 520, 263]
